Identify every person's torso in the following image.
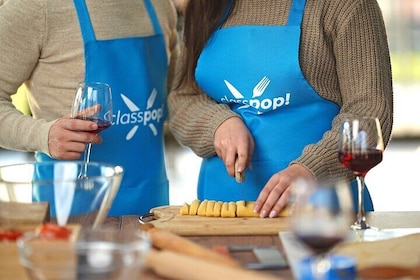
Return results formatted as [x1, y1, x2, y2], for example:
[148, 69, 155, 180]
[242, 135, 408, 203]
[194, 0, 339, 201]
[36, 0, 171, 215]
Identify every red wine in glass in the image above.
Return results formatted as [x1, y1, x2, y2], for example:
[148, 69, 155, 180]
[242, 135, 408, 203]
[295, 234, 344, 256]
[75, 117, 112, 134]
[338, 149, 383, 177]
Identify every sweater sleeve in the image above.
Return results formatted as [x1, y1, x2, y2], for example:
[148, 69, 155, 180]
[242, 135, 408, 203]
[168, 83, 239, 158]
[292, 0, 393, 181]
[0, 0, 53, 154]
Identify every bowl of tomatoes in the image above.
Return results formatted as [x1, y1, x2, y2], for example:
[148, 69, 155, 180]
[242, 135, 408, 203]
[0, 161, 123, 229]
[17, 228, 150, 280]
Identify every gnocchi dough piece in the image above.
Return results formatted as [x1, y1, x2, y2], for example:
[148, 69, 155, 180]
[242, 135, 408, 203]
[180, 202, 190, 215]
[189, 199, 200, 215]
[221, 202, 236, 218]
[277, 205, 290, 217]
[212, 201, 223, 217]
[205, 200, 216, 217]
[236, 201, 259, 217]
[197, 199, 208, 216]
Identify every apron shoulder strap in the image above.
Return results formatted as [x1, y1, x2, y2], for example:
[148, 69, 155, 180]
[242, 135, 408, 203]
[287, 0, 307, 26]
[73, 0, 96, 42]
[143, 0, 163, 35]
[73, 0, 163, 42]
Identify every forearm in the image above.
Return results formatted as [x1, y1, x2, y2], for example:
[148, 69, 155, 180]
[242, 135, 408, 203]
[0, 103, 53, 154]
[295, 0, 393, 181]
[0, 0, 50, 153]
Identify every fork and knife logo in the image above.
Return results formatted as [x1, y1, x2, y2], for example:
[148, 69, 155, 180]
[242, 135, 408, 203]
[224, 76, 271, 111]
[224, 76, 271, 99]
[114, 89, 163, 140]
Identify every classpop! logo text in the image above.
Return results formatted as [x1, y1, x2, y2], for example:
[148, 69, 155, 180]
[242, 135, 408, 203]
[221, 76, 290, 113]
[113, 89, 164, 140]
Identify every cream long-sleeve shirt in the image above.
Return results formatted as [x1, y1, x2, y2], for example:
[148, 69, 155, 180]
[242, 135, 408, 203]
[0, 0, 179, 155]
[168, 0, 393, 181]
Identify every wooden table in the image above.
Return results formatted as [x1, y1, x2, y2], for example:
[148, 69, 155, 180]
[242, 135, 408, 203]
[102, 211, 420, 280]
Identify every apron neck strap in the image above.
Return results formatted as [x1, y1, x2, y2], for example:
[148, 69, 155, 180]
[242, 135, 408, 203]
[73, 0, 96, 42]
[73, 0, 163, 43]
[143, 0, 163, 35]
[287, 0, 307, 26]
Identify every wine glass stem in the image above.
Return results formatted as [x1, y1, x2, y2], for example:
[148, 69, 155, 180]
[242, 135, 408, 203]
[354, 175, 369, 230]
[81, 143, 92, 178]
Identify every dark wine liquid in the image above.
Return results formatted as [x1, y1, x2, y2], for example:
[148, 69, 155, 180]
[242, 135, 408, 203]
[75, 117, 111, 134]
[338, 149, 383, 176]
[296, 234, 344, 255]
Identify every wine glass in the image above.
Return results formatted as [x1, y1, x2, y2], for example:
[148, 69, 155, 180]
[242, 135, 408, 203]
[71, 82, 113, 178]
[291, 180, 353, 280]
[338, 117, 384, 230]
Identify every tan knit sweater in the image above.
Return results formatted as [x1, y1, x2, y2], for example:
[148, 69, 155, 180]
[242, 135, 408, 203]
[0, 0, 178, 155]
[168, 0, 393, 181]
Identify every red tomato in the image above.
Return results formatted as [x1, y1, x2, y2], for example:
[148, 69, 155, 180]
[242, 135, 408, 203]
[0, 229, 23, 242]
[35, 223, 71, 240]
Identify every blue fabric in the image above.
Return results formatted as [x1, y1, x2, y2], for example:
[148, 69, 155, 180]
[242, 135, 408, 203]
[194, 0, 373, 211]
[35, 0, 169, 215]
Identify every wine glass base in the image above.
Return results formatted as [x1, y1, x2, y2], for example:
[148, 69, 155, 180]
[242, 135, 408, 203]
[350, 222, 376, 231]
[349, 228, 397, 242]
[299, 255, 356, 280]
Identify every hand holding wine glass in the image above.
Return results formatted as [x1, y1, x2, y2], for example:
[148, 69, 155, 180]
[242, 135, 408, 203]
[338, 117, 384, 230]
[291, 180, 353, 280]
[71, 82, 113, 178]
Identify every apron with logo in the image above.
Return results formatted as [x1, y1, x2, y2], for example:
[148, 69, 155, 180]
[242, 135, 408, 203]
[194, 0, 373, 210]
[35, 0, 169, 215]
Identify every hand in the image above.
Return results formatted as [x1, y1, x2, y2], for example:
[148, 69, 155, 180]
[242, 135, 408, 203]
[213, 117, 254, 177]
[48, 117, 101, 160]
[254, 164, 315, 218]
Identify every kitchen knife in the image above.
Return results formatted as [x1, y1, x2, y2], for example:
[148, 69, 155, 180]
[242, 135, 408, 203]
[234, 157, 245, 201]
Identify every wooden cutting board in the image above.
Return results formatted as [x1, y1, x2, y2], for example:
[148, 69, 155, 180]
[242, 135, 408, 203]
[0, 201, 50, 227]
[146, 206, 291, 236]
[0, 224, 81, 280]
[333, 233, 420, 269]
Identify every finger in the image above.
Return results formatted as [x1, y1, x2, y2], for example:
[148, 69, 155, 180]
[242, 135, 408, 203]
[54, 151, 85, 161]
[66, 118, 99, 133]
[64, 130, 102, 145]
[255, 174, 287, 217]
[253, 181, 273, 215]
[246, 137, 254, 170]
[267, 189, 291, 218]
[50, 141, 86, 160]
[224, 149, 237, 177]
[235, 157, 245, 183]
[235, 151, 248, 173]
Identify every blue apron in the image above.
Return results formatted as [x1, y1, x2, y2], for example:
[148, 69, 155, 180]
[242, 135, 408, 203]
[194, 0, 373, 211]
[35, 0, 169, 215]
